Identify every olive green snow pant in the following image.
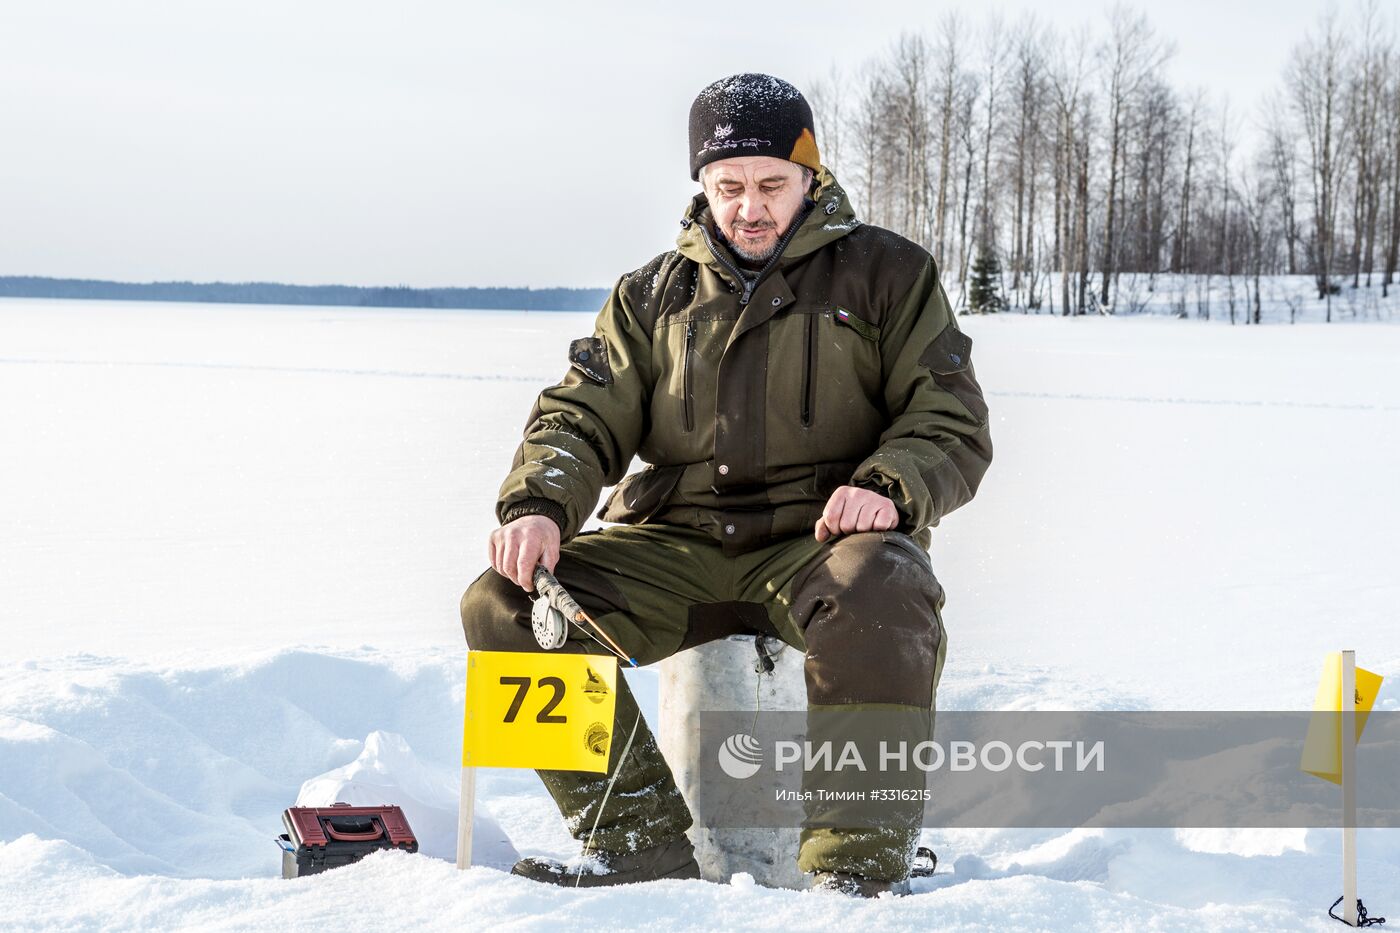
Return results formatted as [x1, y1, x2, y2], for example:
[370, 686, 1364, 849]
[459, 523, 948, 882]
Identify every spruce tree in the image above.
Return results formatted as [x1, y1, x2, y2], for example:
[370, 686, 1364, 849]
[968, 251, 1004, 313]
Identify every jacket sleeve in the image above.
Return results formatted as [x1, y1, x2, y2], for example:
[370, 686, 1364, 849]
[495, 276, 654, 540]
[850, 259, 993, 536]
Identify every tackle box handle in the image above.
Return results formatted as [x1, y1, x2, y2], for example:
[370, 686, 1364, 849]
[321, 815, 385, 843]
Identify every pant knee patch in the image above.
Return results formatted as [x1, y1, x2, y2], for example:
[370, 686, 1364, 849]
[459, 569, 537, 651]
[790, 533, 944, 707]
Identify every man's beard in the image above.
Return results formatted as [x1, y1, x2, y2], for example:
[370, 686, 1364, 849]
[722, 222, 780, 263]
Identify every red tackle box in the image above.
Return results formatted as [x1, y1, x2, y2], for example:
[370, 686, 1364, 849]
[278, 803, 418, 878]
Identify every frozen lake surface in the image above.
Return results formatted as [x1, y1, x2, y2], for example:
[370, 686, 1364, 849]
[2, 297, 1398, 930]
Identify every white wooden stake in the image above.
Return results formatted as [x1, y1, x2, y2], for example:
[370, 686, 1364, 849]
[459, 653, 477, 871]
[1341, 649, 1358, 926]
[457, 764, 477, 870]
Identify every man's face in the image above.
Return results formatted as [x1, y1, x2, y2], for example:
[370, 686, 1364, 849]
[701, 156, 810, 263]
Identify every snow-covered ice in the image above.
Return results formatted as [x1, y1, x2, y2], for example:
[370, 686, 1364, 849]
[2, 295, 1398, 931]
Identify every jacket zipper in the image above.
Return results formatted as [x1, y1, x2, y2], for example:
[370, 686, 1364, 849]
[697, 224, 750, 302]
[695, 202, 815, 306]
[682, 320, 695, 432]
[800, 312, 816, 427]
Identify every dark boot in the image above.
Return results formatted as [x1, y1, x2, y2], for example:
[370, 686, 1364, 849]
[511, 836, 701, 887]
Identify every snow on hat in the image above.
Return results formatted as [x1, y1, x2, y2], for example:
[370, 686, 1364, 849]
[688, 73, 821, 181]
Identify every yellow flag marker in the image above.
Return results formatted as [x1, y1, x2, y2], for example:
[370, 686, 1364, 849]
[1300, 651, 1384, 785]
[463, 650, 618, 773]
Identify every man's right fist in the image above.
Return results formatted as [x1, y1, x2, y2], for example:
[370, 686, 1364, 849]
[488, 514, 561, 591]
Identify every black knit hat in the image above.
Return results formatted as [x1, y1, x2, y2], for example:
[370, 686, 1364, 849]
[688, 73, 821, 181]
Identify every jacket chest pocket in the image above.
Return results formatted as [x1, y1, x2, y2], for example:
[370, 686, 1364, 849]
[800, 312, 816, 427]
[655, 315, 730, 448]
[797, 306, 881, 428]
[681, 321, 696, 432]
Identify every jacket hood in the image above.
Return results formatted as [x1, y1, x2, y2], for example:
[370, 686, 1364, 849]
[676, 165, 861, 267]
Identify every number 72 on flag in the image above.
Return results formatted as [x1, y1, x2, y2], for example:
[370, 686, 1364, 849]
[462, 650, 618, 773]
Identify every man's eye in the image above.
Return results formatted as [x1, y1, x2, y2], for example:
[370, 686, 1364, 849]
[761, 186, 780, 194]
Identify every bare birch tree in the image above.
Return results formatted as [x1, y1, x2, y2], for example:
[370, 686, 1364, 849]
[1288, 10, 1352, 319]
[1098, 5, 1171, 311]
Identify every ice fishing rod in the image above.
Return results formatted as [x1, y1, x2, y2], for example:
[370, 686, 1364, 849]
[530, 566, 637, 668]
[531, 563, 643, 885]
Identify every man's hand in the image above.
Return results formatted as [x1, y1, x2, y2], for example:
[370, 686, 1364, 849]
[489, 515, 561, 590]
[815, 485, 900, 542]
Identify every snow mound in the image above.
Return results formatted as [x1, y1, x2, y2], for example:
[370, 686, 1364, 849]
[296, 730, 518, 869]
[0, 649, 466, 879]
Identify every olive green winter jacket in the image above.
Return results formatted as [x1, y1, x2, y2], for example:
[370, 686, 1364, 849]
[496, 167, 992, 555]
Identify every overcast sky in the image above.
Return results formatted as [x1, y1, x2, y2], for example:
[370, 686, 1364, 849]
[1, 1, 1330, 289]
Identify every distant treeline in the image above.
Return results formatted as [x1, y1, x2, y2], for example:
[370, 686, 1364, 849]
[808, 4, 1400, 322]
[0, 276, 610, 312]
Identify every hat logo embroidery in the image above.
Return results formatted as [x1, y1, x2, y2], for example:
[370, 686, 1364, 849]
[697, 136, 773, 156]
[713, 123, 733, 139]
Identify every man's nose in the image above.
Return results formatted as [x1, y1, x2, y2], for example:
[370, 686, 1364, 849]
[737, 196, 767, 223]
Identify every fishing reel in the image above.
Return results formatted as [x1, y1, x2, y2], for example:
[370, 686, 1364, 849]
[528, 565, 636, 666]
[531, 594, 568, 649]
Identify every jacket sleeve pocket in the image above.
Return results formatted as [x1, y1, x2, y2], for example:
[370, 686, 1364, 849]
[569, 337, 612, 385]
[917, 323, 988, 424]
[917, 323, 973, 374]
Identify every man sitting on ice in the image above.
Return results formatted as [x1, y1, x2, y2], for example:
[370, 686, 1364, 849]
[460, 72, 991, 897]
